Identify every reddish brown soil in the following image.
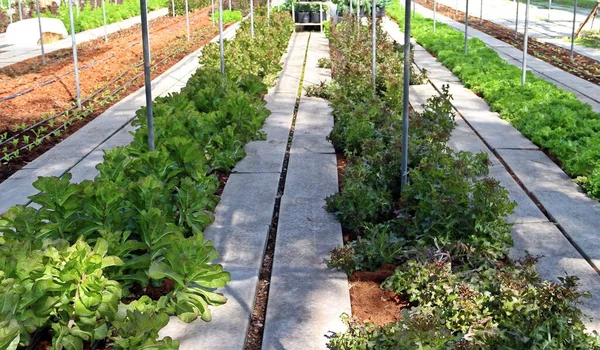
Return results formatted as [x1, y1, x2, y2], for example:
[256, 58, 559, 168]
[0, 8, 226, 183]
[416, 0, 600, 85]
[349, 265, 406, 326]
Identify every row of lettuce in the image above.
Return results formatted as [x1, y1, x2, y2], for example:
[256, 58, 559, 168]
[322, 17, 600, 349]
[386, 4, 600, 200]
[0, 12, 293, 350]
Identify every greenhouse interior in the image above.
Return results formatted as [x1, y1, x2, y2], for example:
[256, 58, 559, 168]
[0, 0, 600, 347]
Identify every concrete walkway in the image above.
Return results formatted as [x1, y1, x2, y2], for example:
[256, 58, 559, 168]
[427, 0, 600, 62]
[383, 18, 600, 332]
[160, 31, 350, 349]
[0, 8, 167, 68]
[0, 22, 241, 214]
[409, 3, 600, 112]
[262, 32, 350, 350]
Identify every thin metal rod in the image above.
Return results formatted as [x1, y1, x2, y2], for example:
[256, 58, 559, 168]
[515, 0, 519, 38]
[171, 0, 175, 16]
[548, 0, 551, 21]
[102, 0, 108, 42]
[250, 0, 254, 39]
[185, 0, 190, 41]
[479, 0, 482, 24]
[228, 0, 231, 11]
[212, 0, 215, 26]
[371, 0, 376, 87]
[140, 0, 154, 151]
[521, 0, 529, 86]
[401, 0, 411, 192]
[570, 0, 577, 60]
[17, 0, 22, 21]
[219, 0, 225, 75]
[433, 0, 437, 30]
[455, 0, 458, 18]
[68, 0, 82, 109]
[35, 0, 46, 65]
[464, 0, 469, 54]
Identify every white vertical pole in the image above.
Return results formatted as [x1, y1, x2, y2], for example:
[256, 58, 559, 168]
[464, 0, 469, 53]
[455, 0, 458, 18]
[319, 2, 322, 31]
[479, 0, 482, 24]
[35, 0, 46, 65]
[17, 0, 22, 21]
[8, 0, 13, 23]
[515, 0, 519, 38]
[547, 0, 551, 21]
[250, 0, 254, 39]
[433, 0, 437, 30]
[68, 0, 81, 109]
[102, 0, 108, 42]
[521, 0, 529, 86]
[228, 0, 230, 11]
[350, 0, 352, 15]
[371, 0, 376, 87]
[569, 0, 577, 60]
[219, 0, 224, 75]
[171, 0, 175, 16]
[185, 0, 190, 41]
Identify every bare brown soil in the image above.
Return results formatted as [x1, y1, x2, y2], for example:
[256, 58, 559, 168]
[416, 0, 600, 85]
[349, 265, 406, 326]
[0, 8, 226, 183]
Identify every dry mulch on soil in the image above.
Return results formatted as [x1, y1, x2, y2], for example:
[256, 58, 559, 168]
[415, 0, 600, 85]
[349, 265, 407, 326]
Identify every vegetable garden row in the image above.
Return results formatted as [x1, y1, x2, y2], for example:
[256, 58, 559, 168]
[0, 11, 292, 349]
[384, 4, 600, 201]
[316, 15, 600, 348]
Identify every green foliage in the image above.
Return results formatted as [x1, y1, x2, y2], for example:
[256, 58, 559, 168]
[575, 30, 600, 49]
[42, 0, 166, 33]
[323, 15, 599, 349]
[211, 10, 243, 22]
[0, 14, 292, 349]
[381, 252, 600, 349]
[387, 3, 600, 200]
[200, 13, 294, 86]
[169, 0, 209, 16]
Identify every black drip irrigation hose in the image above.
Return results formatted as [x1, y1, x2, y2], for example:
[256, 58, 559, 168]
[0, 24, 215, 163]
[0, 9, 209, 104]
[0, 20, 214, 154]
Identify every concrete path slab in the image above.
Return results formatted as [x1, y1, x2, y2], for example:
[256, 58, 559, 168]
[262, 31, 351, 350]
[510, 222, 600, 332]
[159, 32, 311, 348]
[498, 148, 600, 271]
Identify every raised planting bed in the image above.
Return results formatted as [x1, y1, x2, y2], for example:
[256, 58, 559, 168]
[414, 0, 600, 85]
[386, 4, 600, 202]
[321, 16, 600, 349]
[0, 12, 293, 349]
[0, 8, 241, 183]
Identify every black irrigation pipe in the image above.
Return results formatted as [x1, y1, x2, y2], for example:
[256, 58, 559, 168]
[0, 26, 213, 162]
[0, 53, 117, 102]
[0, 22, 213, 152]
[0, 9, 208, 104]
